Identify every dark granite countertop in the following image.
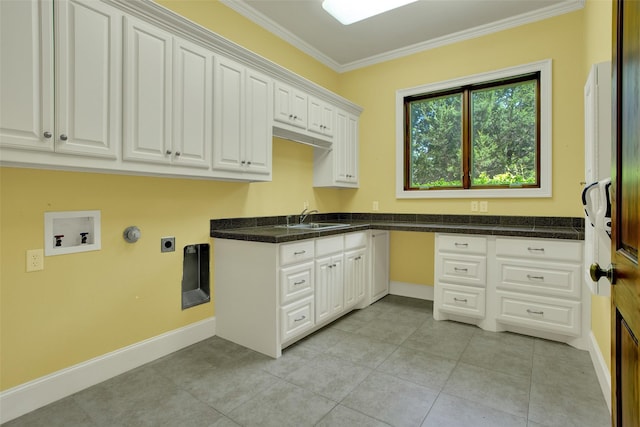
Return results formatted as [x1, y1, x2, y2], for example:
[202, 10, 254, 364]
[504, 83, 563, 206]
[211, 213, 585, 244]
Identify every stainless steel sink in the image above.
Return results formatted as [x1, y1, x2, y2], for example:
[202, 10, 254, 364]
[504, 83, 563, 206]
[276, 222, 350, 230]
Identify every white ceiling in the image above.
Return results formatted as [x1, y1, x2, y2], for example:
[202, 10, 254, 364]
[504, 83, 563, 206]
[220, 0, 584, 72]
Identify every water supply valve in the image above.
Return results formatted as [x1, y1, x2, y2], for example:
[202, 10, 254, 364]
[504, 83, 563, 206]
[54, 234, 64, 247]
[80, 232, 89, 244]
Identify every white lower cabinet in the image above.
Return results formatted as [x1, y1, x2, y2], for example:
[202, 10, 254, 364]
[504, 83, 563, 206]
[370, 230, 390, 303]
[213, 231, 371, 358]
[494, 237, 584, 338]
[434, 233, 587, 348]
[434, 234, 488, 322]
[281, 296, 314, 342]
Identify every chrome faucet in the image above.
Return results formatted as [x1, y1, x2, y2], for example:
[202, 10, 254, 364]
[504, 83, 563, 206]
[299, 208, 319, 224]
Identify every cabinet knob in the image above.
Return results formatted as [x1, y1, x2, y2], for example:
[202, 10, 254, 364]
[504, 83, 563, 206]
[59, 134, 68, 141]
[43, 131, 52, 139]
[590, 263, 617, 284]
[247, 161, 251, 165]
[241, 160, 246, 165]
[175, 151, 181, 156]
[166, 149, 172, 155]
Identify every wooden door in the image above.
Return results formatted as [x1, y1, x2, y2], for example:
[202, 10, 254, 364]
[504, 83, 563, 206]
[611, 0, 640, 425]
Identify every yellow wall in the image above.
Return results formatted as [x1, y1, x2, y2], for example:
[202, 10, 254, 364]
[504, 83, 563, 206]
[584, 0, 613, 370]
[339, 10, 587, 217]
[1, 0, 613, 391]
[389, 232, 435, 285]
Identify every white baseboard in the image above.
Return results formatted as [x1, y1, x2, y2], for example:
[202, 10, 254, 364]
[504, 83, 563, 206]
[588, 331, 612, 413]
[390, 281, 434, 301]
[0, 317, 216, 424]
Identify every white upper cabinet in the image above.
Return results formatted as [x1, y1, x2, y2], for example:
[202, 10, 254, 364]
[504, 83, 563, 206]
[0, 0, 120, 158]
[123, 16, 173, 164]
[308, 96, 334, 138]
[0, 0, 53, 151]
[172, 38, 213, 169]
[55, 0, 121, 158]
[214, 56, 272, 180]
[274, 81, 307, 129]
[123, 17, 214, 169]
[0, 0, 360, 181]
[313, 108, 359, 188]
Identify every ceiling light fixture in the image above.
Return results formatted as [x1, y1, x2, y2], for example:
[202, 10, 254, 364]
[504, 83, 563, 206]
[322, 0, 419, 26]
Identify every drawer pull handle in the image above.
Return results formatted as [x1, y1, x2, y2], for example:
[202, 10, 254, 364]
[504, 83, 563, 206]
[293, 250, 306, 255]
[454, 242, 469, 247]
[526, 309, 544, 315]
[453, 297, 468, 303]
[293, 280, 306, 285]
[294, 315, 306, 322]
[454, 267, 468, 273]
[527, 247, 545, 252]
[527, 274, 545, 281]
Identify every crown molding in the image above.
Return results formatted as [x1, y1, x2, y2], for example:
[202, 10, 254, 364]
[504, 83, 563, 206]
[220, 0, 343, 72]
[222, 0, 585, 73]
[108, 0, 362, 114]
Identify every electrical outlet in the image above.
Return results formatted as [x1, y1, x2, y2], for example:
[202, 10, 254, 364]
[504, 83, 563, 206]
[26, 249, 44, 272]
[161, 237, 175, 253]
[372, 201, 379, 211]
[471, 201, 479, 212]
[480, 201, 489, 212]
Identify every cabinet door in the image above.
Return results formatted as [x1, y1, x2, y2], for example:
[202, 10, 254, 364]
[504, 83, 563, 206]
[371, 231, 389, 303]
[291, 88, 308, 129]
[346, 114, 359, 183]
[308, 97, 324, 135]
[244, 69, 272, 174]
[330, 255, 344, 315]
[334, 110, 349, 182]
[172, 37, 213, 169]
[274, 81, 293, 125]
[315, 256, 332, 323]
[55, 0, 121, 158]
[213, 56, 243, 171]
[345, 248, 366, 308]
[0, 0, 54, 151]
[321, 102, 335, 137]
[273, 81, 306, 129]
[123, 16, 172, 164]
[309, 97, 334, 137]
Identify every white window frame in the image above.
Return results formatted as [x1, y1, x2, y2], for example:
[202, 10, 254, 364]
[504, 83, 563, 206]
[395, 59, 552, 199]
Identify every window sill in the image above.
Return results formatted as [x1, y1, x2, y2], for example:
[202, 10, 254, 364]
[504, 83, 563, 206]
[396, 186, 551, 199]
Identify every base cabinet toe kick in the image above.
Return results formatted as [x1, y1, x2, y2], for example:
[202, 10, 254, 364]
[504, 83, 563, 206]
[213, 230, 389, 358]
[434, 233, 589, 349]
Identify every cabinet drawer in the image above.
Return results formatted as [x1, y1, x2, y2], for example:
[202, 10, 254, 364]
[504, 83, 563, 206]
[280, 240, 314, 266]
[438, 254, 486, 287]
[438, 234, 487, 255]
[437, 282, 485, 319]
[496, 291, 581, 336]
[316, 235, 344, 256]
[344, 231, 367, 250]
[280, 262, 314, 304]
[495, 238, 582, 262]
[497, 259, 581, 299]
[281, 296, 314, 342]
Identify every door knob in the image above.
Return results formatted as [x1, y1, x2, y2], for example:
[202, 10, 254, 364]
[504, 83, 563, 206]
[590, 263, 616, 284]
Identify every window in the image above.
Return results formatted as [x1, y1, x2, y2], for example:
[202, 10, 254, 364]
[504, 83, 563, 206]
[396, 60, 551, 199]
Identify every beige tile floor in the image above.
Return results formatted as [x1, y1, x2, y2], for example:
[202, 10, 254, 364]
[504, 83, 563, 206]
[4, 295, 610, 427]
